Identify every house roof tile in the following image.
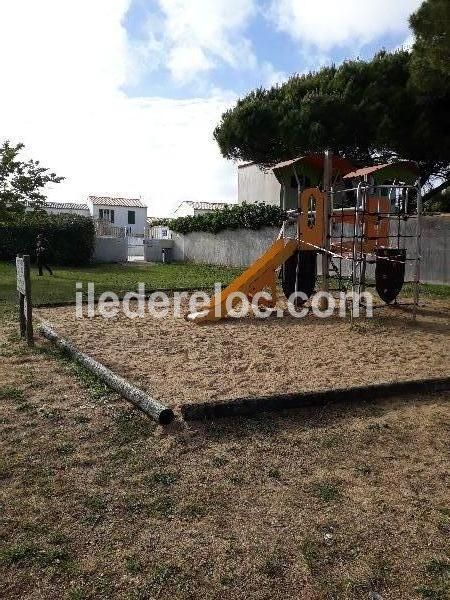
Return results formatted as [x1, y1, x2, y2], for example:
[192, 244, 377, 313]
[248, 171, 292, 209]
[45, 202, 90, 211]
[175, 201, 229, 212]
[89, 196, 146, 208]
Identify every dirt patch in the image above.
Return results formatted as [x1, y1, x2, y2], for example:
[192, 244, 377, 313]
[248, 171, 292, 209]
[1, 313, 449, 599]
[37, 298, 450, 410]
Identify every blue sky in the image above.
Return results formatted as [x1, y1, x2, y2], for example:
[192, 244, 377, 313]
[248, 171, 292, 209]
[0, 0, 421, 215]
[122, 0, 417, 100]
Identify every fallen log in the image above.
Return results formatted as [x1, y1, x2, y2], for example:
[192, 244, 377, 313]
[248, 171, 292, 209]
[39, 322, 174, 425]
[181, 377, 450, 421]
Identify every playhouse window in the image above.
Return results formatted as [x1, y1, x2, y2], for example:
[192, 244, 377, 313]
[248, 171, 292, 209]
[307, 195, 316, 228]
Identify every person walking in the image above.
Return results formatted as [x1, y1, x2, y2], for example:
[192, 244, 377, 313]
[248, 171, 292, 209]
[36, 233, 53, 276]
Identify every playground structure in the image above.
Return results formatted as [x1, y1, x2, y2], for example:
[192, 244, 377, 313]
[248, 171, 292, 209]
[188, 153, 422, 323]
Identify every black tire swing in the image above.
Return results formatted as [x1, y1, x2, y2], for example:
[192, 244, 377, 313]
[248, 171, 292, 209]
[281, 250, 317, 302]
[375, 248, 406, 304]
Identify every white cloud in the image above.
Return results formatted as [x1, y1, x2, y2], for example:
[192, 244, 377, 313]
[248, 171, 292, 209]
[0, 0, 423, 218]
[144, 0, 257, 84]
[261, 62, 289, 88]
[167, 45, 213, 83]
[0, 0, 237, 216]
[269, 0, 422, 52]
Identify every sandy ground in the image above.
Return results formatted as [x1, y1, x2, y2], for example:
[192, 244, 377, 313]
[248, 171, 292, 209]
[38, 297, 450, 410]
[1, 312, 449, 599]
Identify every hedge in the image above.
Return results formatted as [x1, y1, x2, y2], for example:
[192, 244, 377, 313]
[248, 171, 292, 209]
[167, 202, 284, 235]
[0, 213, 95, 266]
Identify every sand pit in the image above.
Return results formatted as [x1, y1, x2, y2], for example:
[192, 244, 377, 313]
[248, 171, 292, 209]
[37, 298, 450, 410]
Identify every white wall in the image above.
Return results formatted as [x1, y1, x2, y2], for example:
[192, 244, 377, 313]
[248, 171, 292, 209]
[238, 163, 281, 206]
[144, 239, 174, 262]
[171, 216, 450, 284]
[93, 236, 128, 263]
[172, 227, 280, 267]
[89, 203, 147, 235]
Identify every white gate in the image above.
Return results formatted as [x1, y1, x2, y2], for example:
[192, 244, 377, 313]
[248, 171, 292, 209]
[127, 235, 144, 260]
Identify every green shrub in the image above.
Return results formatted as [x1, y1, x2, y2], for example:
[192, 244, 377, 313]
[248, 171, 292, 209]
[423, 188, 450, 214]
[0, 213, 95, 266]
[168, 202, 284, 235]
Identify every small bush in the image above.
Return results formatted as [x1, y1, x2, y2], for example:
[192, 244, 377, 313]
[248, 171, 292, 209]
[168, 202, 284, 235]
[423, 189, 450, 214]
[0, 212, 95, 266]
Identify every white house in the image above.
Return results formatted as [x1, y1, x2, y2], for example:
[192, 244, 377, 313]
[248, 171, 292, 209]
[146, 218, 171, 239]
[27, 201, 91, 216]
[238, 162, 282, 207]
[172, 200, 229, 217]
[87, 196, 148, 235]
[37, 196, 148, 236]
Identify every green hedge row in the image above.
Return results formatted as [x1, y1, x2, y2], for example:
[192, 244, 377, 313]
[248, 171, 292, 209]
[0, 213, 95, 266]
[166, 202, 284, 235]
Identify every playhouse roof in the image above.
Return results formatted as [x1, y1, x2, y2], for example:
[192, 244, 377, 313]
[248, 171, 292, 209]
[343, 161, 419, 179]
[272, 154, 354, 176]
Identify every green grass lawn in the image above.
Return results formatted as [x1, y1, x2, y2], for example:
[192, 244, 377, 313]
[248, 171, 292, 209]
[0, 260, 448, 315]
[0, 260, 243, 308]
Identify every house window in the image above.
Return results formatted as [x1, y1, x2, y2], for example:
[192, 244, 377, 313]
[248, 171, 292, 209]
[99, 208, 114, 223]
[128, 210, 135, 225]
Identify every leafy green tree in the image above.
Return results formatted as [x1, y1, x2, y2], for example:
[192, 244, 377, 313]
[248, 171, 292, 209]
[214, 47, 449, 205]
[423, 186, 450, 213]
[408, 0, 450, 206]
[214, 51, 414, 165]
[409, 0, 450, 97]
[0, 141, 64, 224]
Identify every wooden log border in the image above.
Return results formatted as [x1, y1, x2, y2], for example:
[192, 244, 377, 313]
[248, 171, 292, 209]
[39, 323, 174, 425]
[181, 377, 450, 421]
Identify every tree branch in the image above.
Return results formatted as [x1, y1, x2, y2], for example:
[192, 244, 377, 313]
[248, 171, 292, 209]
[422, 179, 450, 203]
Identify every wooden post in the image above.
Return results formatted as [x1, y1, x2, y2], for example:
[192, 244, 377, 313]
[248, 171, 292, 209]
[319, 151, 332, 310]
[413, 183, 422, 320]
[19, 293, 26, 338]
[16, 254, 34, 346]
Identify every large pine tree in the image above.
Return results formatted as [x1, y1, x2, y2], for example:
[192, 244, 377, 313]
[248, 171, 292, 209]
[214, 1, 450, 204]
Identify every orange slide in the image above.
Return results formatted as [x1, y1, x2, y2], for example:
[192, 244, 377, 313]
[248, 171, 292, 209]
[187, 237, 298, 323]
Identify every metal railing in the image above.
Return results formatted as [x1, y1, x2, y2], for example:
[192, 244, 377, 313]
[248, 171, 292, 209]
[145, 226, 172, 240]
[94, 220, 126, 238]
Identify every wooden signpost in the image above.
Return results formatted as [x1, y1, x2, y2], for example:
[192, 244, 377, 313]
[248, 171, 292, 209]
[16, 254, 34, 346]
